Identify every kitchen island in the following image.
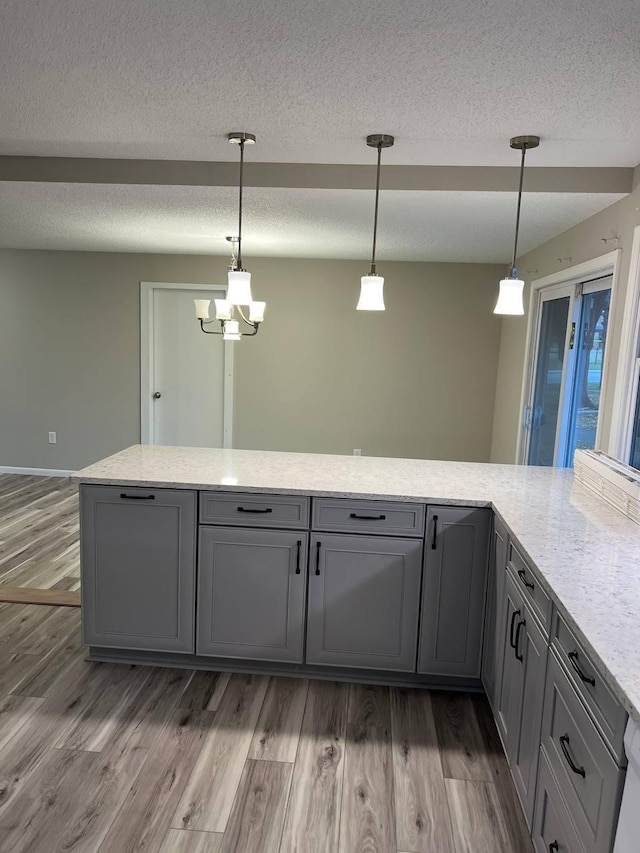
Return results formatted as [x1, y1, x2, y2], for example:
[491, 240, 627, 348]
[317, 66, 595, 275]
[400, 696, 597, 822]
[74, 444, 640, 853]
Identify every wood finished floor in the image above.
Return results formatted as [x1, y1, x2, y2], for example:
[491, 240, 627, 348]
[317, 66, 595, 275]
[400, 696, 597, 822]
[0, 474, 80, 592]
[0, 474, 535, 852]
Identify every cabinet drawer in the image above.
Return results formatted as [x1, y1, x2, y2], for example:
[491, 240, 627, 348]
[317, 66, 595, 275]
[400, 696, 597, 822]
[552, 611, 627, 763]
[312, 498, 425, 537]
[507, 541, 552, 636]
[533, 748, 586, 853]
[541, 653, 624, 853]
[199, 492, 310, 529]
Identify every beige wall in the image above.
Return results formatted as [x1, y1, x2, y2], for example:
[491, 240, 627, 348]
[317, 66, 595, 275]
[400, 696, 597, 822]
[490, 173, 640, 463]
[0, 249, 504, 470]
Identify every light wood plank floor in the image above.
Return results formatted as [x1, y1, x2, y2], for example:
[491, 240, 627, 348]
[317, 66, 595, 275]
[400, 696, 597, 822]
[0, 475, 535, 852]
[0, 474, 80, 593]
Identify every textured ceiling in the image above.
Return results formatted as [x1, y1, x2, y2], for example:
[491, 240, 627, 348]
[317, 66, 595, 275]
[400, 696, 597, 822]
[0, 182, 623, 262]
[1, 0, 640, 167]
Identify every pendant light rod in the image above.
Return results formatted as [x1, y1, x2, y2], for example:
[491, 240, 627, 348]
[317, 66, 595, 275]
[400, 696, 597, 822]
[509, 135, 540, 275]
[366, 133, 394, 275]
[238, 138, 245, 268]
[228, 132, 256, 271]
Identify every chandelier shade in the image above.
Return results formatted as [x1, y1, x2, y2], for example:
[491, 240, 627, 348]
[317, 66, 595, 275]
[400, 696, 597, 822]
[356, 275, 385, 311]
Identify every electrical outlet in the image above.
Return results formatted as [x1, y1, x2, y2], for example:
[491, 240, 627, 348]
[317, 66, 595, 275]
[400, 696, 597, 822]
[353, 448, 362, 456]
[48, 431, 57, 444]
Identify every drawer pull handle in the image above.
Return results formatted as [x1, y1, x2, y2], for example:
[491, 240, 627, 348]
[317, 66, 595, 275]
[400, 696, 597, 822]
[349, 513, 386, 521]
[509, 608, 521, 649]
[568, 651, 596, 687]
[237, 506, 273, 514]
[549, 843, 559, 853]
[559, 734, 585, 778]
[518, 569, 534, 590]
[431, 515, 439, 550]
[120, 493, 155, 500]
[514, 618, 525, 662]
[295, 540, 302, 574]
[315, 541, 321, 575]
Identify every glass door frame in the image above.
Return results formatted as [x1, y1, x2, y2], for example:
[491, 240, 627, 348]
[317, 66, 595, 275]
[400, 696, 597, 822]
[522, 282, 578, 467]
[516, 250, 620, 467]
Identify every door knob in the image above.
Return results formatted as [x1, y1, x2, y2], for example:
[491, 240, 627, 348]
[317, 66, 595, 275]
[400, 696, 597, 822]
[153, 392, 161, 399]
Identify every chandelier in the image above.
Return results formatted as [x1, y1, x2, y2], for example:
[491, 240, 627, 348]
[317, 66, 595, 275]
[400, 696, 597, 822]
[194, 132, 266, 340]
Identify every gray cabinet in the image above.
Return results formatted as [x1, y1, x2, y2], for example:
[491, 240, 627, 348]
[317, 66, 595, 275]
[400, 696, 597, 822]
[81, 485, 196, 653]
[482, 515, 509, 710]
[305, 533, 422, 671]
[540, 652, 625, 853]
[197, 527, 307, 663]
[418, 506, 490, 678]
[496, 569, 549, 827]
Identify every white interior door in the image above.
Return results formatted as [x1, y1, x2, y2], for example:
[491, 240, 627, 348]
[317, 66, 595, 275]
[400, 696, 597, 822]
[142, 284, 232, 448]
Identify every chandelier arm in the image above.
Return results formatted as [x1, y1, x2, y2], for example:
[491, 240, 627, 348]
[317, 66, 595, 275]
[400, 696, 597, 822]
[236, 306, 255, 327]
[240, 323, 260, 337]
[199, 319, 225, 335]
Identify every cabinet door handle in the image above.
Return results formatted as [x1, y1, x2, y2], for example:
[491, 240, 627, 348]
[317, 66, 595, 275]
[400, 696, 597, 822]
[549, 843, 559, 853]
[295, 540, 301, 574]
[237, 506, 273, 514]
[568, 651, 596, 686]
[349, 513, 386, 521]
[559, 734, 586, 778]
[120, 493, 155, 500]
[315, 541, 321, 575]
[509, 608, 521, 648]
[518, 569, 534, 590]
[431, 515, 439, 550]
[514, 619, 525, 662]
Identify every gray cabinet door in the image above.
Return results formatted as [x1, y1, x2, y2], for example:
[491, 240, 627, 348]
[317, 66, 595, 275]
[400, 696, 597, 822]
[81, 485, 196, 653]
[510, 600, 549, 827]
[197, 527, 307, 663]
[496, 570, 549, 828]
[306, 533, 422, 671]
[418, 506, 491, 677]
[482, 515, 509, 710]
[495, 569, 525, 747]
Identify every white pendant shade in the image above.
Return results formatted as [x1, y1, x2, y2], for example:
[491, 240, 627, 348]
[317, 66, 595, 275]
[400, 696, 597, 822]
[357, 275, 385, 311]
[249, 301, 266, 323]
[222, 319, 241, 340]
[193, 299, 210, 320]
[494, 278, 525, 315]
[226, 270, 253, 306]
[214, 298, 232, 320]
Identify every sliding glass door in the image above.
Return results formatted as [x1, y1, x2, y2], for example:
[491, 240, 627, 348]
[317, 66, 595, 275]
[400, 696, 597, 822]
[526, 289, 573, 466]
[562, 285, 611, 465]
[524, 276, 612, 467]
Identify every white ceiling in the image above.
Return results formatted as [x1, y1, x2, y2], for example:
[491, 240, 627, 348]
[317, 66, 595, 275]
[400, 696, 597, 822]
[1, 0, 640, 167]
[0, 182, 624, 262]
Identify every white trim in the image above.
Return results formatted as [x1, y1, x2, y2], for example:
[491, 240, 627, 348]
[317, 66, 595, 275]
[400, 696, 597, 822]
[140, 282, 234, 449]
[516, 250, 620, 464]
[610, 225, 640, 461]
[526, 250, 620, 292]
[0, 466, 73, 477]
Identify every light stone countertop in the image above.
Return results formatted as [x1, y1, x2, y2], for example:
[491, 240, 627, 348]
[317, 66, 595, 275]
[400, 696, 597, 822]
[74, 444, 640, 726]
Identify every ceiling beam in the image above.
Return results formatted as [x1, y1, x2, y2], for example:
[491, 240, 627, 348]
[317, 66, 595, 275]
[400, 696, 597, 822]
[0, 156, 632, 195]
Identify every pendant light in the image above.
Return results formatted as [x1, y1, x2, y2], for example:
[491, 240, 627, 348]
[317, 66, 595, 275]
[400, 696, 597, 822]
[357, 133, 395, 311]
[494, 135, 540, 315]
[194, 132, 266, 340]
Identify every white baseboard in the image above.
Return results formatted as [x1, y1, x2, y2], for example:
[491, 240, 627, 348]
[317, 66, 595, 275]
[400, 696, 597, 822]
[0, 466, 73, 477]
